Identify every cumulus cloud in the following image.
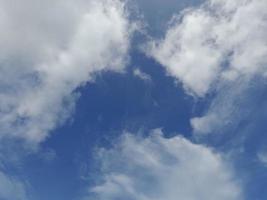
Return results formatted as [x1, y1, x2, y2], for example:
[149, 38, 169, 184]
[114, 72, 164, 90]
[146, 0, 267, 135]
[0, 0, 134, 144]
[147, 0, 267, 97]
[88, 130, 242, 200]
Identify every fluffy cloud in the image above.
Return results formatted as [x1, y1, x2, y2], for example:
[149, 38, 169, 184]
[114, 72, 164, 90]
[0, 0, 134, 144]
[88, 130, 242, 200]
[146, 0, 267, 135]
[147, 0, 267, 97]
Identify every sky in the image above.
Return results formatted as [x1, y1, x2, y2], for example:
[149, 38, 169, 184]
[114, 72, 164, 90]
[0, 0, 267, 200]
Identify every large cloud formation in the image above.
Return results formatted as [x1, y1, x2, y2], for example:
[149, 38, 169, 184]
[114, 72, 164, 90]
[147, 0, 267, 135]
[0, 0, 133, 144]
[148, 0, 267, 97]
[0, 1, 133, 198]
[89, 130, 242, 200]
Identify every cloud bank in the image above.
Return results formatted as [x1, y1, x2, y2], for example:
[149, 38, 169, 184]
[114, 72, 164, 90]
[89, 130, 242, 200]
[0, 0, 134, 144]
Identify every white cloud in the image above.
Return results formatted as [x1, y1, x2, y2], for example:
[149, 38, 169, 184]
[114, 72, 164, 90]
[133, 68, 152, 82]
[0, 0, 134, 144]
[190, 77, 253, 134]
[191, 114, 219, 134]
[0, 171, 28, 200]
[147, 0, 267, 97]
[88, 129, 242, 200]
[146, 0, 267, 135]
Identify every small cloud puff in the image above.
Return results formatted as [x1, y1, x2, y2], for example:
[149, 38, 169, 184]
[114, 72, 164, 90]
[133, 68, 152, 82]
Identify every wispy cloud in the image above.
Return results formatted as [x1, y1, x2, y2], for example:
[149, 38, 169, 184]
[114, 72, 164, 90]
[258, 150, 267, 167]
[0, 171, 28, 200]
[133, 68, 152, 82]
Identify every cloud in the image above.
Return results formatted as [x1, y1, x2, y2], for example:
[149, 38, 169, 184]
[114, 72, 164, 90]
[88, 129, 242, 200]
[133, 68, 152, 82]
[147, 0, 267, 97]
[146, 0, 267, 136]
[0, 171, 28, 200]
[0, 0, 134, 144]
[258, 151, 267, 167]
[190, 77, 254, 135]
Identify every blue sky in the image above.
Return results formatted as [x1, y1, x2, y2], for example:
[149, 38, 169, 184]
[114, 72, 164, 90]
[0, 0, 267, 200]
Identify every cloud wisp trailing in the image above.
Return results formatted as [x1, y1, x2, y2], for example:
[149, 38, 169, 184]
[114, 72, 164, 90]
[0, 171, 28, 200]
[133, 68, 152, 82]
